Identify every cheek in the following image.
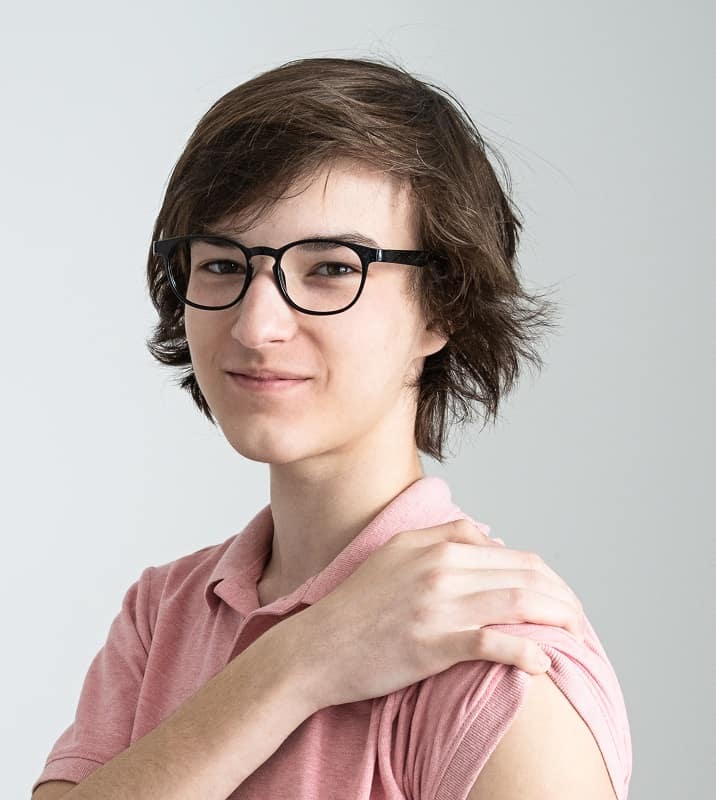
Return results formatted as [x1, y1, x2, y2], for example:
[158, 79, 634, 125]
[324, 313, 393, 378]
[184, 316, 219, 384]
[324, 331, 405, 402]
[184, 312, 200, 356]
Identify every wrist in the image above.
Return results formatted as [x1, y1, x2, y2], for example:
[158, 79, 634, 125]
[253, 616, 326, 718]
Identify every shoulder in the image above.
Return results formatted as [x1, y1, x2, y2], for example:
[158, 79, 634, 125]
[125, 537, 231, 632]
[151, 536, 232, 594]
[467, 672, 618, 799]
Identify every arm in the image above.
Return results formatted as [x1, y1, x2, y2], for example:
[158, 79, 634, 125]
[34, 621, 319, 800]
[467, 673, 618, 800]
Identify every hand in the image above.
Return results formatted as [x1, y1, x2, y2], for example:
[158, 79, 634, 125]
[277, 518, 585, 710]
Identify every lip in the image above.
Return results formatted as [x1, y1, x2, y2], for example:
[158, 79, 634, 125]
[227, 372, 311, 393]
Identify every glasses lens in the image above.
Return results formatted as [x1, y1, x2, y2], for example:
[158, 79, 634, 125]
[168, 237, 364, 312]
[169, 237, 246, 309]
[282, 241, 364, 312]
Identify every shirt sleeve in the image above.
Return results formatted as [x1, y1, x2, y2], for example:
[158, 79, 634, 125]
[31, 565, 156, 794]
[402, 616, 633, 800]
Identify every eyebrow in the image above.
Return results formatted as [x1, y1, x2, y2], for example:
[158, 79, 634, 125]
[304, 231, 379, 248]
[204, 228, 379, 249]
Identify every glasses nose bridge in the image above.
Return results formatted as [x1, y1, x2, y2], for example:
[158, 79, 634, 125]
[242, 245, 286, 301]
[245, 244, 283, 273]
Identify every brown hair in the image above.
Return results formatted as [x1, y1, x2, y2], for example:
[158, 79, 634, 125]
[145, 55, 560, 464]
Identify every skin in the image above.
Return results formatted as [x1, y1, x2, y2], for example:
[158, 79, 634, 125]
[185, 159, 449, 605]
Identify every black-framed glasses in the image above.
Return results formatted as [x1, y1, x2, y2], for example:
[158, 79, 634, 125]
[152, 234, 436, 315]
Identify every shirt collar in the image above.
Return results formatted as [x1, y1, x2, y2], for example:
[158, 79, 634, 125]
[203, 475, 490, 616]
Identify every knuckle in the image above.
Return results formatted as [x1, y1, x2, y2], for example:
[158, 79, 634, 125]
[516, 551, 539, 578]
[455, 518, 475, 534]
[523, 568, 543, 590]
[570, 593, 584, 619]
[389, 530, 409, 547]
[430, 540, 454, 562]
[524, 550, 544, 570]
[410, 601, 434, 629]
[508, 587, 531, 616]
[575, 602, 586, 626]
[422, 566, 449, 594]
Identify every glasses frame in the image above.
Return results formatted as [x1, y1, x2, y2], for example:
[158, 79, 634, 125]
[152, 234, 436, 315]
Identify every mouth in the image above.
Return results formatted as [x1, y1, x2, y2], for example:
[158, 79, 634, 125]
[227, 372, 311, 393]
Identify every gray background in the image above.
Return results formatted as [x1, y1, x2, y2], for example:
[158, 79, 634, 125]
[3, 1, 713, 797]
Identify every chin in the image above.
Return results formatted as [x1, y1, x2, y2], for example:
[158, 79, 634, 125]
[223, 428, 311, 465]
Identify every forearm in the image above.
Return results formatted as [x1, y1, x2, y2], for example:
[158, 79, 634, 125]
[61, 622, 317, 800]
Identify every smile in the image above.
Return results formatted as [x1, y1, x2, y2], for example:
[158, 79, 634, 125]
[227, 373, 311, 393]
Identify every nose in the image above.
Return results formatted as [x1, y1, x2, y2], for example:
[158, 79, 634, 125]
[242, 253, 287, 304]
[228, 253, 296, 345]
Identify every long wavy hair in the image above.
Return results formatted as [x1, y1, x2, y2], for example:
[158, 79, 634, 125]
[145, 55, 560, 464]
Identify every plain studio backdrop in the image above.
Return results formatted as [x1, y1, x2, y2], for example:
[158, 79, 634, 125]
[2, 2, 713, 798]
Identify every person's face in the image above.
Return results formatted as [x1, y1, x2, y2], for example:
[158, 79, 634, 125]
[184, 159, 449, 468]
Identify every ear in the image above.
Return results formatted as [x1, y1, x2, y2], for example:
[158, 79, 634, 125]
[419, 323, 450, 358]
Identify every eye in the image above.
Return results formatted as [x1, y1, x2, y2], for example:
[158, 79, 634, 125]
[201, 260, 244, 275]
[312, 263, 360, 277]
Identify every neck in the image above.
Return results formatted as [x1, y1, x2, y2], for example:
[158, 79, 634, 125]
[260, 424, 426, 602]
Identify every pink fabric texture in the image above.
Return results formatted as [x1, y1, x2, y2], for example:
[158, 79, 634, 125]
[33, 476, 632, 798]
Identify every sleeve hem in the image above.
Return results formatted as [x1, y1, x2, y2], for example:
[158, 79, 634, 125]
[433, 663, 532, 800]
[31, 754, 105, 795]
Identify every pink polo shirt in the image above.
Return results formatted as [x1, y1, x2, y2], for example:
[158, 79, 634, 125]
[32, 476, 632, 799]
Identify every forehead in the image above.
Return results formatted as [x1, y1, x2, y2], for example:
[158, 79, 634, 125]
[214, 160, 418, 247]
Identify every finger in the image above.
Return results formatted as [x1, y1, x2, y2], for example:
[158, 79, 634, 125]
[526, 556, 584, 619]
[473, 543, 581, 615]
[454, 585, 585, 641]
[441, 542, 584, 630]
[464, 567, 581, 635]
[405, 518, 492, 549]
[443, 626, 551, 675]
[466, 536, 580, 620]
